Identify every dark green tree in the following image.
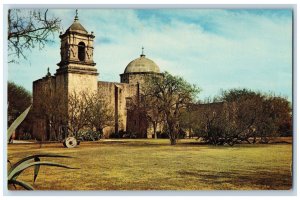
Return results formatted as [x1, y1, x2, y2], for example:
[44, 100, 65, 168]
[8, 81, 32, 140]
[143, 72, 200, 145]
[8, 81, 32, 126]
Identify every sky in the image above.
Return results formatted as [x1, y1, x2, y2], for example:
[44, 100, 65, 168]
[7, 8, 293, 102]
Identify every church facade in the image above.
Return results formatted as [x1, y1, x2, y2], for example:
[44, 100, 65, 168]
[32, 13, 163, 140]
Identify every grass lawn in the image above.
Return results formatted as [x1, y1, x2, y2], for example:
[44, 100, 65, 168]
[7, 139, 293, 190]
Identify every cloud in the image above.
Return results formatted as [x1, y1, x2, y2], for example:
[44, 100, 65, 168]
[8, 9, 293, 101]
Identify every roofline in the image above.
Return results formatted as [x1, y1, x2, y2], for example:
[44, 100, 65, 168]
[59, 31, 95, 39]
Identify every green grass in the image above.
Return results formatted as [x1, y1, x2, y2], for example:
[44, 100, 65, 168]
[7, 139, 292, 190]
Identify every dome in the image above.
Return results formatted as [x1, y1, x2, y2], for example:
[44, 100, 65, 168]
[124, 54, 160, 74]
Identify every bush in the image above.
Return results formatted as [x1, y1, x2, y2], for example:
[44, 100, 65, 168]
[280, 130, 293, 137]
[122, 132, 137, 138]
[19, 132, 32, 140]
[178, 129, 186, 139]
[78, 130, 102, 141]
[110, 130, 134, 138]
[158, 132, 169, 138]
[109, 132, 121, 138]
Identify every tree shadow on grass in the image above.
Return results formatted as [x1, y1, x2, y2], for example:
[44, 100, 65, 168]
[177, 169, 292, 190]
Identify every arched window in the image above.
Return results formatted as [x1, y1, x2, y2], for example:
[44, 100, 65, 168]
[78, 42, 85, 61]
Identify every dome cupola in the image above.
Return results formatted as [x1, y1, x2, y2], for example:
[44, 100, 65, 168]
[124, 48, 160, 74]
[120, 48, 162, 84]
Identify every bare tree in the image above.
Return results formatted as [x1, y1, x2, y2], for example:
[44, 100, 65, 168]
[32, 85, 67, 141]
[85, 92, 114, 136]
[142, 95, 164, 139]
[190, 89, 292, 146]
[8, 9, 61, 63]
[45, 94, 67, 141]
[67, 91, 89, 138]
[67, 91, 115, 139]
[188, 101, 229, 145]
[191, 91, 264, 145]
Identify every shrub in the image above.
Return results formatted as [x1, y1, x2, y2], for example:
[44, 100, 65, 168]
[178, 129, 186, 139]
[110, 132, 121, 138]
[122, 131, 137, 138]
[18, 132, 32, 140]
[78, 130, 102, 141]
[158, 132, 169, 139]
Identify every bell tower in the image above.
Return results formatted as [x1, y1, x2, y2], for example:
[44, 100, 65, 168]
[55, 10, 98, 95]
[57, 10, 96, 68]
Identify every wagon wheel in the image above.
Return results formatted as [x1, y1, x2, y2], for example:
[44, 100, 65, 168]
[63, 137, 77, 148]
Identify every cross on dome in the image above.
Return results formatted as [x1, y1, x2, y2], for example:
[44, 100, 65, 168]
[141, 46, 145, 57]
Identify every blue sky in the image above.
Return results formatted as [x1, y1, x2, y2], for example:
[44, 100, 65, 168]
[8, 9, 293, 101]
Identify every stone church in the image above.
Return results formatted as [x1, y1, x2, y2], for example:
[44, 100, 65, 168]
[32, 12, 163, 140]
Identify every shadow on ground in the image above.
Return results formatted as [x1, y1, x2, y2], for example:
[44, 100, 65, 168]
[177, 169, 292, 190]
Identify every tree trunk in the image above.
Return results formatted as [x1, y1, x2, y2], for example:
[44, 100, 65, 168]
[167, 116, 178, 145]
[170, 138, 177, 145]
[97, 127, 104, 139]
[152, 121, 157, 139]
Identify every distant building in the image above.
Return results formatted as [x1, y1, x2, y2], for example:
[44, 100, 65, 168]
[32, 12, 163, 140]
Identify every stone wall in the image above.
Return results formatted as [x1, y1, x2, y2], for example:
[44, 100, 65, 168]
[67, 71, 98, 94]
[120, 72, 162, 85]
[32, 75, 56, 140]
[98, 81, 138, 138]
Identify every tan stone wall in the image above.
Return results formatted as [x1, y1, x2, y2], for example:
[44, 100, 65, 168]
[97, 81, 116, 138]
[32, 118, 47, 140]
[98, 81, 138, 138]
[120, 72, 163, 86]
[55, 72, 68, 101]
[127, 73, 147, 85]
[126, 108, 148, 138]
[32, 75, 56, 140]
[68, 72, 98, 94]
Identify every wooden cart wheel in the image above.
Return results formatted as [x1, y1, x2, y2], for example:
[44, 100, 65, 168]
[63, 137, 77, 148]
